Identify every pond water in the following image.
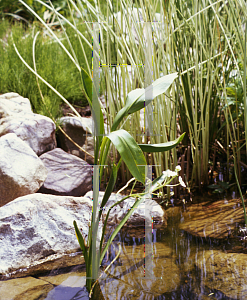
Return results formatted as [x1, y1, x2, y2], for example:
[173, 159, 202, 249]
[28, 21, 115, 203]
[1, 197, 247, 300]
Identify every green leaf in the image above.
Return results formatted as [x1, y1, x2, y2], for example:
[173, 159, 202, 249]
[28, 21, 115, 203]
[73, 220, 88, 263]
[139, 133, 185, 153]
[111, 73, 178, 131]
[126, 73, 178, 114]
[81, 67, 104, 162]
[108, 129, 146, 184]
[99, 164, 118, 216]
[81, 67, 93, 105]
[99, 164, 118, 254]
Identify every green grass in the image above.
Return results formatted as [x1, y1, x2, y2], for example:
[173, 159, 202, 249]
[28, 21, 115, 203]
[0, 19, 92, 119]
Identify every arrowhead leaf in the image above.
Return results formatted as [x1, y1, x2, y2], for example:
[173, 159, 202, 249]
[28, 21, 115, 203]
[111, 73, 178, 131]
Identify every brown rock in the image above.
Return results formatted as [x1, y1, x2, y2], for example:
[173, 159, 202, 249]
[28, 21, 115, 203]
[179, 199, 246, 239]
[0, 276, 53, 300]
[196, 250, 247, 299]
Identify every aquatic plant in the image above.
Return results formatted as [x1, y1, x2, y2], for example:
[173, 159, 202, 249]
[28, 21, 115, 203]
[12, 2, 186, 294]
[71, 68, 185, 293]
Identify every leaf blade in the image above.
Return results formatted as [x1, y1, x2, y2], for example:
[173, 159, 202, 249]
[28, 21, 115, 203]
[108, 129, 146, 184]
[73, 220, 88, 263]
[111, 73, 178, 131]
[138, 133, 185, 153]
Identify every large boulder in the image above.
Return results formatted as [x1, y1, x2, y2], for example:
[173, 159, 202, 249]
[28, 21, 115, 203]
[0, 114, 56, 156]
[0, 193, 101, 277]
[0, 133, 47, 206]
[196, 250, 247, 299]
[0, 93, 33, 118]
[0, 191, 165, 277]
[38, 148, 92, 196]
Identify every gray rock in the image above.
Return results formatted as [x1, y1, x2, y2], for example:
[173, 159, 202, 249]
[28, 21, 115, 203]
[0, 133, 47, 206]
[0, 189, 165, 277]
[196, 250, 247, 299]
[84, 191, 166, 227]
[57, 116, 95, 164]
[0, 114, 56, 156]
[38, 148, 92, 196]
[0, 193, 102, 276]
[0, 93, 33, 118]
[60, 116, 93, 134]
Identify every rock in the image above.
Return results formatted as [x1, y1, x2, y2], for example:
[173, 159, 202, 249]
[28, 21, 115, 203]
[0, 93, 33, 118]
[41, 272, 105, 300]
[0, 133, 47, 206]
[0, 276, 53, 300]
[166, 206, 182, 221]
[0, 193, 102, 277]
[39, 243, 179, 300]
[0, 92, 56, 155]
[0, 114, 56, 156]
[60, 116, 94, 134]
[57, 116, 95, 164]
[40, 271, 86, 287]
[179, 199, 246, 239]
[1, 251, 85, 280]
[102, 242, 180, 298]
[0, 189, 165, 277]
[84, 191, 166, 227]
[38, 148, 92, 197]
[196, 250, 247, 299]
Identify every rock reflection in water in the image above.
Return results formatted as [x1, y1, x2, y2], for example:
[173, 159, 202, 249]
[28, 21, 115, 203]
[44, 275, 89, 300]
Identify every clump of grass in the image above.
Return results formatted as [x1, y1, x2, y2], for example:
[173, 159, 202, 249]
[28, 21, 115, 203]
[0, 19, 92, 119]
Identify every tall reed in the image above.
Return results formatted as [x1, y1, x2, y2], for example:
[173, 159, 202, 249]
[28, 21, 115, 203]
[13, 0, 246, 192]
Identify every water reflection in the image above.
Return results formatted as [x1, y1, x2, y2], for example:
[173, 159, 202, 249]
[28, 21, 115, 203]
[44, 276, 89, 300]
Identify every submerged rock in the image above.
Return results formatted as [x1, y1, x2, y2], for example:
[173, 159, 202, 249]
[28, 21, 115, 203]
[0, 276, 53, 300]
[38, 243, 179, 299]
[179, 199, 246, 239]
[102, 242, 180, 299]
[196, 250, 247, 299]
[0, 133, 47, 206]
[38, 148, 92, 197]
